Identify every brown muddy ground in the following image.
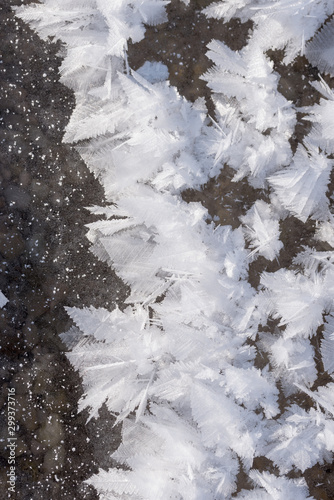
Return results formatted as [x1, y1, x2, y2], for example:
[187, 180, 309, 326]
[1, 0, 334, 498]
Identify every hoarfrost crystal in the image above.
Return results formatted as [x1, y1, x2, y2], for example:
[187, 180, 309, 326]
[16, 0, 334, 498]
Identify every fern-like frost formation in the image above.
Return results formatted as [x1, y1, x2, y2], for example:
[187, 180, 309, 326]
[16, 0, 334, 498]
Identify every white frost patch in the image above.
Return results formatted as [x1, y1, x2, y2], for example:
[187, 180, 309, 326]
[136, 61, 169, 83]
[0, 291, 8, 308]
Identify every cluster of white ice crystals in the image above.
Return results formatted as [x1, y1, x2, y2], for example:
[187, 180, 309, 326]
[16, 0, 334, 498]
